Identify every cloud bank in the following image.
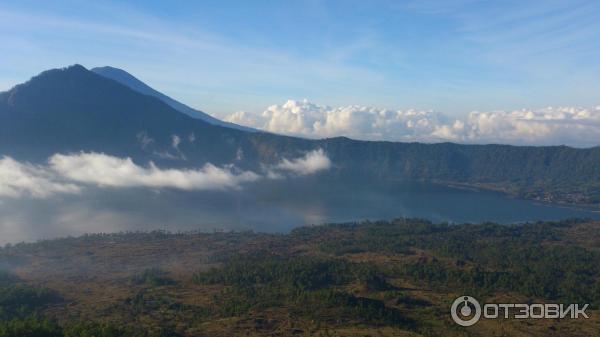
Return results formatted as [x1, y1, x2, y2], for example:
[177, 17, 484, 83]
[0, 156, 80, 198]
[0, 150, 332, 200]
[225, 100, 600, 147]
[49, 152, 260, 191]
[0, 149, 332, 244]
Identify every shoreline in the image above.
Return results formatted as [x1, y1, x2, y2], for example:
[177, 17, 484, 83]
[434, 180, 600, 212]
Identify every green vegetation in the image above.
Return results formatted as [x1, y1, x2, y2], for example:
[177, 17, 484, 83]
[0, 274, 60, 321]
[130, 268, 176, 287]
[0, 317, 62, 337]
[301, 219, 600, 307]
[0, 219, 599, 336]
[194, 256, 376, 289]
[194, 256, 410, 327]
[0, 317, 181, 337]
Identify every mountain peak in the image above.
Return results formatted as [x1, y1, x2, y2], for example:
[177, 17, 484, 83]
[90, 65, 122, 72]
[0, 64, 232, 161]
[64, 64, 88, 71]
[91, 66, 145, 88]
[1, 64, 256, 133]
[1, 64, 96, 107]
[91, 66, 257, 132]
[36, 64, 89, 80]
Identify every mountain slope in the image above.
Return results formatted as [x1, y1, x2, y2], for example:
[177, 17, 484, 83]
[91, 66, 256, 132]
[0, 65, 599, 206]
[0, 65, 263, 166]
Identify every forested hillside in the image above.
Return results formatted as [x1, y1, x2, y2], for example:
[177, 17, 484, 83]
[1, 218, 599, 336]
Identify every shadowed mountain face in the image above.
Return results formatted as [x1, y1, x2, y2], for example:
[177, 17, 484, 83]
[0, 65, 599, 204]
[90, 66, 256, 132]
[0, 65, 274, 168]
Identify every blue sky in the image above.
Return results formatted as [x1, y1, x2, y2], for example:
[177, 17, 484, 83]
[1, 0, 599, 117]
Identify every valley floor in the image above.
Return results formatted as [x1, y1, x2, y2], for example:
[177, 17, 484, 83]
[1, 218, 600, 336]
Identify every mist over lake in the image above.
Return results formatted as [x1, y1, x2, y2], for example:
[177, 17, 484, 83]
[2, 2, 600, 334]
[2, 178, 597, 245]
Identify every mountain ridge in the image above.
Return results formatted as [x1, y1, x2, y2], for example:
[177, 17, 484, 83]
[1, 65, 599, 207]
[90, 66, 256, 132]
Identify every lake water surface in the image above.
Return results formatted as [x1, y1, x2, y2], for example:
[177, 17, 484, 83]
[1, 179, 598, 244]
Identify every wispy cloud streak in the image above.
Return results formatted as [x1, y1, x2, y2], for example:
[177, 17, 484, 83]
[49, 152, 260, 191]
[0, 150, 333, 199]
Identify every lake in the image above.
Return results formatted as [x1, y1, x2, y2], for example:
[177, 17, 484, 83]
[0, 178, 598, 244]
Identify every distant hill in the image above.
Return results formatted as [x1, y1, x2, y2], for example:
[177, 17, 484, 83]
[1, 65, 599, 206]
[91, 66, 256, 132]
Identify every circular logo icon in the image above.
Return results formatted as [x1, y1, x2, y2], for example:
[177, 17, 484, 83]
[451, 296, 481, 326]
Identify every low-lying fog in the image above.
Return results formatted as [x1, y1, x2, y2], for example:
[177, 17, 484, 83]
[2, 178, 598, 245]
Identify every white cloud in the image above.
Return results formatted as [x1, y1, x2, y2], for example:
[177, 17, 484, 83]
[49, 152, 259, 191]
[0, 151, 334, 243]
[0, 150, 334, 200]
[0, 156, 80, 198]
[274, 149, 331, 176]
[171, 134, 182, 149]
[168, 134, 187, 160]
[225, 100, 600, 147]
[225, 99, 456, 142]
[136, 131, 154, 149]
[439, 107, 600, 147]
